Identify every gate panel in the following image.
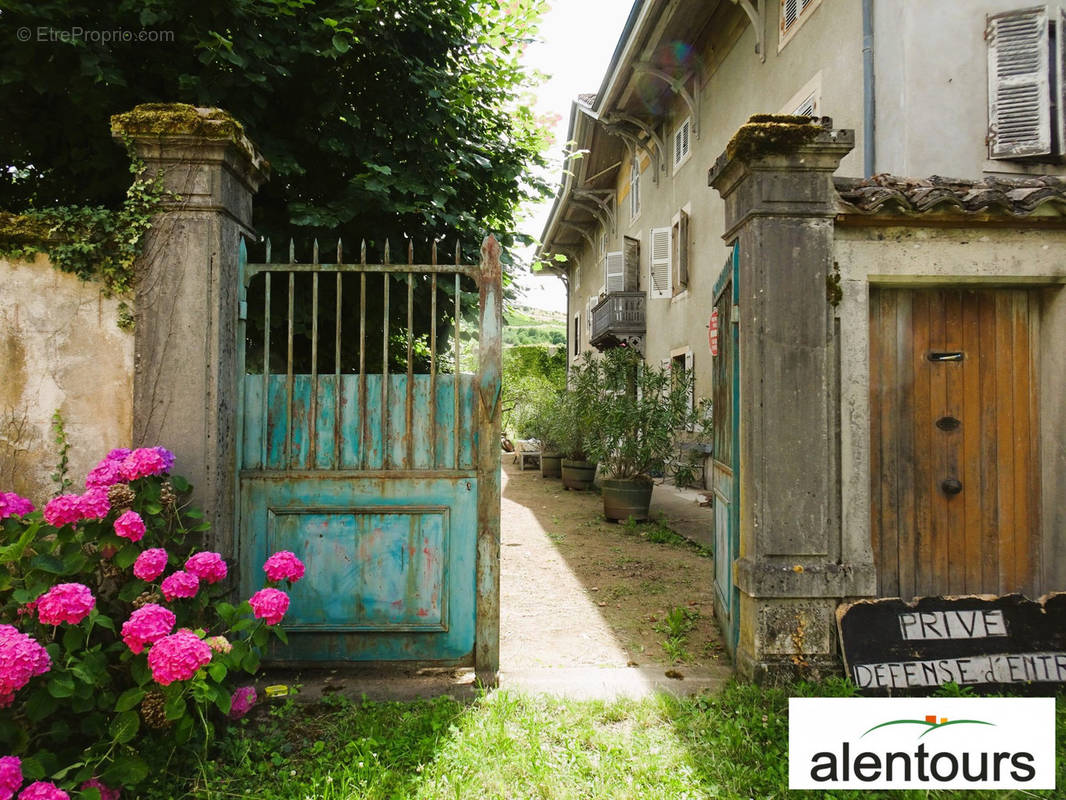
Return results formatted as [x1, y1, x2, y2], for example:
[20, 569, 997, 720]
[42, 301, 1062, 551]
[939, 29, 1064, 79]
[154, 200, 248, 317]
[236, 238, 499, 667]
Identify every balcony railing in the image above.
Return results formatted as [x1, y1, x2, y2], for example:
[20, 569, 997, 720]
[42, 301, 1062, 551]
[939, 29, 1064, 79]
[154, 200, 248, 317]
[590, 291, 646, 350]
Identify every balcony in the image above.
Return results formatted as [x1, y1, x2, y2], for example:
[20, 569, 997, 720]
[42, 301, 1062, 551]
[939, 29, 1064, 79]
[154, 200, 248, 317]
[590, 291, 646, 350]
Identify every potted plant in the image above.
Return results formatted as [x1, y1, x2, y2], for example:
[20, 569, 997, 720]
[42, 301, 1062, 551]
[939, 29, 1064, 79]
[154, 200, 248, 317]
[557, 354, 599, 490]
[585, 347, 702, 521]
[527, 395, 564, 479]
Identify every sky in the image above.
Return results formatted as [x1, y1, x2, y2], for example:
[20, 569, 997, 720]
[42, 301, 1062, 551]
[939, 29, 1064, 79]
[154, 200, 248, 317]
[512, 0, 634, 313]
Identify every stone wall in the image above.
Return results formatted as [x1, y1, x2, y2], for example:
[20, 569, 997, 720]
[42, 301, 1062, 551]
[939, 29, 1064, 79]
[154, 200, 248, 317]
[0, 253, 133, 502]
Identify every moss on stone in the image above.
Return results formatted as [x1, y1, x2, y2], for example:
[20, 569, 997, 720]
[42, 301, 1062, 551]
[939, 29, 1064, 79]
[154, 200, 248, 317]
[725, 115, 823, 163]
[110, 103, 246, 141]
[0, 211, 64, 249]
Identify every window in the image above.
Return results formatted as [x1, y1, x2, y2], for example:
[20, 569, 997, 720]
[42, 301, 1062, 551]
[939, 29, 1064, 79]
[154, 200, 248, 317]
[780, 72, 822, 118]
[671, 209, 690, 295]
[649, 227, 672, 299]
[987, 7, 1066, 161]
[573, 313, 580, 357]
[672, 118, 692, 169]
[604, 251, 624, 293]
[779, 0, 821, 49]
[671, 351, 695, 431]
[629, 157, 641, 220]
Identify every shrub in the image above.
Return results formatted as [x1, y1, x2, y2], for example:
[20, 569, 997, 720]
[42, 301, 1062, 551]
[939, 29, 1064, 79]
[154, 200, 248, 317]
[0, 446, 301, 797]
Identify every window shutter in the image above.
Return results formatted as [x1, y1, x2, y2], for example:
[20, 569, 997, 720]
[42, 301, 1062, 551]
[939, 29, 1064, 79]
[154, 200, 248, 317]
[623, 235, 640, 291]
[650, 227, 672, 298]
[586, 297, 593, 338]
[672, 119, 691, 167]
[987, 7, 1052, 159]
[605, 251, 625, 293]
[678, 210, 690, 288]
[782, 0, 799, 32]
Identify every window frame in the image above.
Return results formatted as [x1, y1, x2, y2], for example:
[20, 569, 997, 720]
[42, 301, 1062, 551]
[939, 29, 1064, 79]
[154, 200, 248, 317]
[779, 0, 823, 52]
[672, 117, 692, 171]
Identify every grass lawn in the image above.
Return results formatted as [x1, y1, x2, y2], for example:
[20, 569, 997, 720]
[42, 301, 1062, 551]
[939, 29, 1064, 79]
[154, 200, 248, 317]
[141, 681, 1066, 800]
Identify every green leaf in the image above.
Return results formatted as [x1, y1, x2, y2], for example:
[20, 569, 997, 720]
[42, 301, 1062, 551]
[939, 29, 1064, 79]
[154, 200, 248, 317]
[109, 709, 140, 743]
[119, 579, 148, 602]
[92, 612, 115, 632]
[62, 625, 85, 651]
[103, 754, 149, 787]
[130, 658, 151, 686]
[114, 687, 146, 712]
[114, 545, 140, 569]
[164, 691, 186, 721]
[20, 755, 45, 780]
[25, 688, 58, 721]
[332, 34, 350, 53]
[213, 691, 232, 717]
[173, 714, 194, 745]
[170, 474, 191, 493]
[242, 648, 261, 674]
[208, 662, 227, 683]
[273, 626, 289, 645]
[46, 673, 76, 698]
[29, 553, 66, 574]
[144, 502, 162, 516]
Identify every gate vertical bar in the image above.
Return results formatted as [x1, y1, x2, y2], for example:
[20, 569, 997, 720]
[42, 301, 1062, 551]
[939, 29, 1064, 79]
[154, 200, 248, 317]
[262, 271, 271, 469]
[454, 247, 461, 469]
[359, 246, 367, 470]
[285, 259, 295, 469]
[406, 241, 415, 468]
[334, 242, 342, 469]
[310, 241, 319, 469]
[430, 243, 438, 468]
[382, 240, 391, 469]
[475, 234, 503, 683]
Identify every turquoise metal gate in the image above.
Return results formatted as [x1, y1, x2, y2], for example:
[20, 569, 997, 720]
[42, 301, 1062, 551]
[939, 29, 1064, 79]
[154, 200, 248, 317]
[235, 237, 502, 675]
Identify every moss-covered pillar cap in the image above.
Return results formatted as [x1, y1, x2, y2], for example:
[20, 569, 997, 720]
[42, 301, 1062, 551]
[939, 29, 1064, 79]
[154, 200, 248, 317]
[708, 116, 853, 240]
[110, 103, 270, 194]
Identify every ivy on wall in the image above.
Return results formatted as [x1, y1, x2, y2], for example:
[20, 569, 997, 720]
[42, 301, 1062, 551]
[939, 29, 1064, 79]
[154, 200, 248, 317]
[0, 145, 167, 329]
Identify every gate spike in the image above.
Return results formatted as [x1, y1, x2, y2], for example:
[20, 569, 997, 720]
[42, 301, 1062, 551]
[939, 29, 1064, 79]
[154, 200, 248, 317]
[384, 238, 391, 265]
[265, 238, 272, 263]
[407, 238, 414, 266]
[336, 238, 343, 265]
[288, 238, 295, 264]
[312, 238, 319, 265]
[360, 239, 367, 265]
[454, 240, 460, 265]
[431, 239, 437, 266]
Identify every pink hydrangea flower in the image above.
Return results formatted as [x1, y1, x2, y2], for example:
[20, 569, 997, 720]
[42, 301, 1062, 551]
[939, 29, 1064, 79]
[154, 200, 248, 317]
[206, 635, 232, 654]
[248, 588, 289, 626]
[119, 447, 175, 481]
[185, 552, 227, 584]
[84, 457, 125, 490]
[77, 487, 110, 521]
[16, 781, 68, 800]
[0, 625, 50, 709]
[133, 548, 168, 581]
[263, 551, 305, 583]
[42, 495, 82, 527]
[229, 686, 257, 720]
[0, 493, 34, 520]
[36, 583, 95, 626]
[105, 448, 131, 462]
[113, 510, 146, 542]
[160, 571, 199, 601]
[0, 755, 22, 800]
[78, 779, 119, 800]
[147, 630, 212, 685]
[120, 604, 176, 654]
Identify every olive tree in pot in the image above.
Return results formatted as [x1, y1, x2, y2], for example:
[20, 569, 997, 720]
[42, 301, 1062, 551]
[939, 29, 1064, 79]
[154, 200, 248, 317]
[527, 394, 564, 478]
[585, 347, 697, 521]
[558, 353, 600, 490]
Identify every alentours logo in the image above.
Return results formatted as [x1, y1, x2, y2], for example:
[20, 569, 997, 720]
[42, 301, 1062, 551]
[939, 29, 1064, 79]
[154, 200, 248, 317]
[788, 698, 1055, 789]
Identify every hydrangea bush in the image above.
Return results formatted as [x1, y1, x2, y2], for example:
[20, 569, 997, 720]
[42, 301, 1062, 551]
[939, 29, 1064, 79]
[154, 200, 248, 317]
[0, 446, 304, 798]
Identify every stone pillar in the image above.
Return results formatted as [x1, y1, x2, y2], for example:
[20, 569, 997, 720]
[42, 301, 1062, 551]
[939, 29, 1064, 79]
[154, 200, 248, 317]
[708, 118, 876, 681]
[111, 104, 269, 557]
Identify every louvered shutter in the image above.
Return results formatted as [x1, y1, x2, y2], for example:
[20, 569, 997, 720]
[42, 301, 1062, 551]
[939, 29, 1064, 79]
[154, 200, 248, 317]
[987, 7, 1052, 159]
[678, 210, 690, 288]
[623, 235, 640, 291]
[782, 0, 799, 32]
[605, 251, 625, 293]
[650, 227, 672, 298]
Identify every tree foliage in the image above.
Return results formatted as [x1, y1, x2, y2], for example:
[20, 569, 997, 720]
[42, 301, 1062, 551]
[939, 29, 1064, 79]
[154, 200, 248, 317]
[0, 0, 551, 263]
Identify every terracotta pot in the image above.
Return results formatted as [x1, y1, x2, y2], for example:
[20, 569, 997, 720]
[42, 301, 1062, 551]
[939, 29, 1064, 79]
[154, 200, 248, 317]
[560, 459, 596, 490]
[601, 477, 654, 522]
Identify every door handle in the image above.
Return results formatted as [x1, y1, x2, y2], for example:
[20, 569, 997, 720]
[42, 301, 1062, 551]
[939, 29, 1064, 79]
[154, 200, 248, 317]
[941, 478, 962, 496]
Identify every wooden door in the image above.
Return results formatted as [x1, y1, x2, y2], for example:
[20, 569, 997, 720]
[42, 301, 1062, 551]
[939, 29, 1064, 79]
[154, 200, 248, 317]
[869, 287, 1041, 600]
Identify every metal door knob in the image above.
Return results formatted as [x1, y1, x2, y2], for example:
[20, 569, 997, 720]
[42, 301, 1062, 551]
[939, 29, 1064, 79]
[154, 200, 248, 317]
[941, 478, 962, 495]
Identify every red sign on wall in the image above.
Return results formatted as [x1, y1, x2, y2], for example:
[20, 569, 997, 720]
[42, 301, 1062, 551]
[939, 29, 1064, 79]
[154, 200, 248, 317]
[708, 308, 719, 356]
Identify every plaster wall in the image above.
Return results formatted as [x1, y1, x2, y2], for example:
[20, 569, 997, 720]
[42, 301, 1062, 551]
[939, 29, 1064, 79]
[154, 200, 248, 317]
[0, 254, 133, 503]
[874, 0, 1066, 179]
[569, 0, 864, 393]
[833, 223, 1066, 595]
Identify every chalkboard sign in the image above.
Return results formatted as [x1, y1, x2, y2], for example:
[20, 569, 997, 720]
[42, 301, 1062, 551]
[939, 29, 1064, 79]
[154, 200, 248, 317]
[836, 593, 1066, 691]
